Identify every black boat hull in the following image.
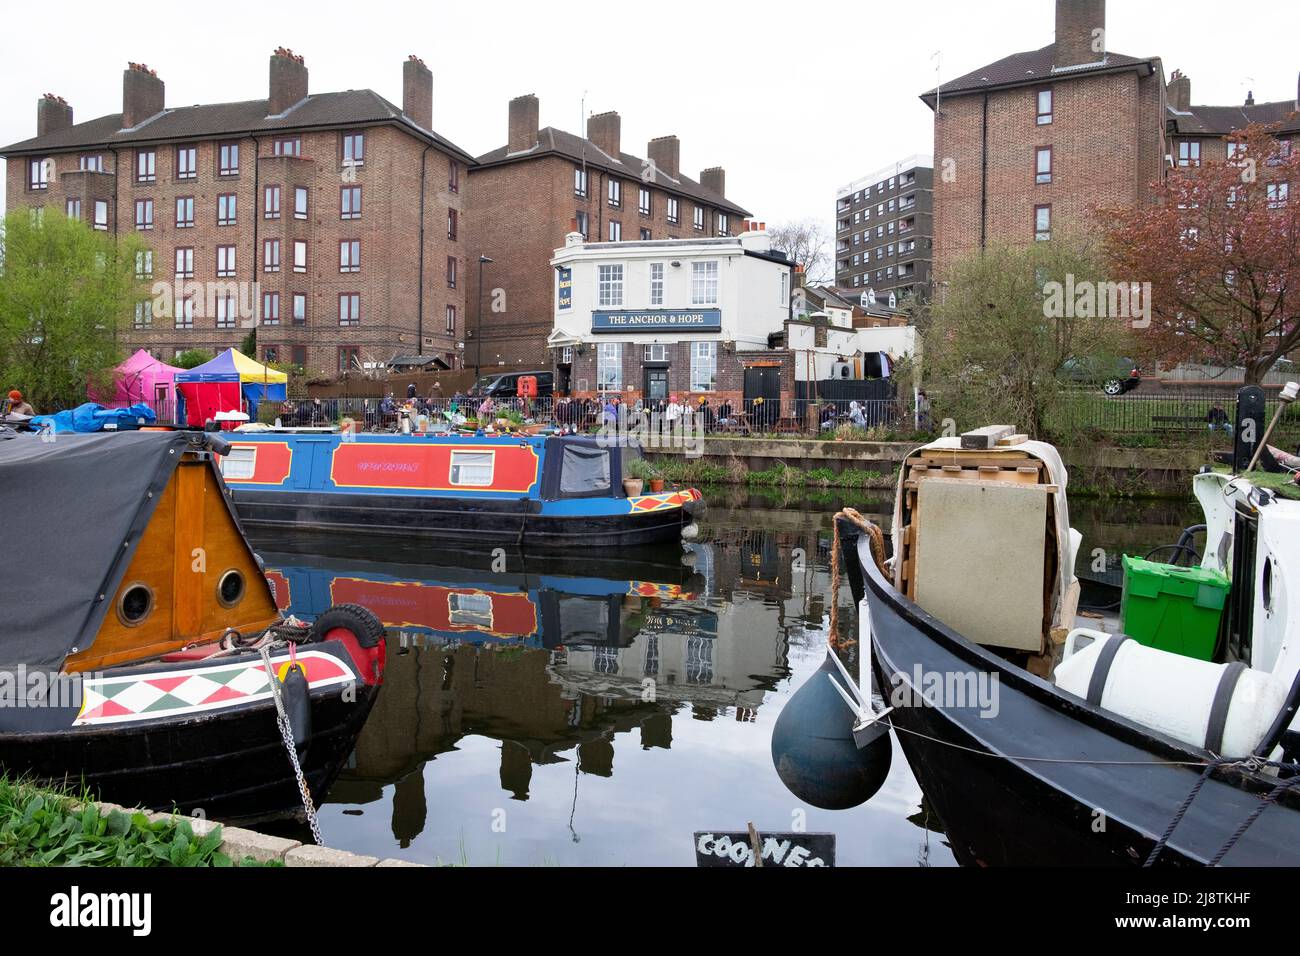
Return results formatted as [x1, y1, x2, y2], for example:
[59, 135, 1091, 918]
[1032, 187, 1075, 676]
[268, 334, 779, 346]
[842, 525, 1300, 867]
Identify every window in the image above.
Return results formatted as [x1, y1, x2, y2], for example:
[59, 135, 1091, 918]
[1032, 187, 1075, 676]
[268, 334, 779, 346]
[293, 240, 308, 273]
[292, 294, 306, 326]
[341, 185, 362, 220]
[445, 304, 457, 333]
[598, 264, 624, 307]
[263, 239, 281, 273]
[263, 347, 279, 365]
[608, 220, 622, 241]
[597, 342, 622, 392]
[1034, 204, 1052, 242]
[80, 154, 104, 173]
[291, 346, 306, 367]
[1268, 183, 1290, 209]
[175, 196, 194, 228]
[446, 256, 457, 289]
[136, 150, 156, 183]
[667, 197, 680, 224]
[644, 344, 669, 362]
[176, 146, 196, 179]
[559, 445, 612, 495]
[691, 261, 719, 305]
[261, 292, 280, 325]
[176, 296, 195, 330]
[690, 341, 717, 392]
[575, 166, 588, 197]
[134, 301, 153, 329]
[135, 199, 153, 230]
[693, 206, 705, 230]
[640, 228, 652, 241]
[339, 239, 360, 273]
[608, 178, 622, 207]
[717, 214, 730, 236]
[1036, 147, 1053, 184]
[1177, 141, 1202, 168]
[66, 198, 81, 220]
[264, 185, 281, 219]
[1037, 89, 1053, 125]
[448, 208, 458, 240]
[218, 142, 239, 176]
[174, 247, 194, 278]
[216, 295, 236, 329]
[28, 159, 50, 190]
[216, 245, 236, 278]
[339, 293, 361, 326]
[136, 250, 153, 279]
[293, 186, 308, 220]
[342, 131, 364, 167]
[650, 262, 664, 306]
[780, 271, 788, 305]
[448, 160, 460, 193]
[576, 210, 589, 238]
[639, 187, 651, 216]
[338, 347, 360, 373]
[450, 451, 494, 487]
[273, 137, 301, 157]
[217, 193, 237, 226]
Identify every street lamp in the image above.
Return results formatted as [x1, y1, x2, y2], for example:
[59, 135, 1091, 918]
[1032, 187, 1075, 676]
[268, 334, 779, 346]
[475, 255, 494, 390]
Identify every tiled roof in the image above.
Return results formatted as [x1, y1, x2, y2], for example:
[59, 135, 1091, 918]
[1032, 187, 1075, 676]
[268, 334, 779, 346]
[920, 44, 1158, 104]
[475, 126, 750, 218]
[1168, 100, 1300, 137]
[0, 89, 476, 163]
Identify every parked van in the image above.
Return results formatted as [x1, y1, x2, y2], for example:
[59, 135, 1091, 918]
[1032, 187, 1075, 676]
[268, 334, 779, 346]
[470, 370, 554, 399]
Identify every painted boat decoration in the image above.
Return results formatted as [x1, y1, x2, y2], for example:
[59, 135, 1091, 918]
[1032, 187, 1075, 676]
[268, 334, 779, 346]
[218, 431, 704, 549]
[0, 430, 387, 825]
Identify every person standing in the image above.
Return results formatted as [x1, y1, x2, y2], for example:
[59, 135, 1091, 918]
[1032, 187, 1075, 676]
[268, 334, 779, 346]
[5, 390, 34, 416]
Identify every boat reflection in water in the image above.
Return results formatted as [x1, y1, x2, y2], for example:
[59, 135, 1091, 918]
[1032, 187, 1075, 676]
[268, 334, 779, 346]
[254, 529, 810, 852]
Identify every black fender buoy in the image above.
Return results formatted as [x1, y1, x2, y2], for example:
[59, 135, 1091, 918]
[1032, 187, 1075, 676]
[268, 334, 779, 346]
[310, 604, 386, 648]
[770, 651, 892, 811]
[281, 659, 312, 757]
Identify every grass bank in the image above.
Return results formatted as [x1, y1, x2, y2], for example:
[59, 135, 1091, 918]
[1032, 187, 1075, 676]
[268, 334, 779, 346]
[647, 456, 892, 491]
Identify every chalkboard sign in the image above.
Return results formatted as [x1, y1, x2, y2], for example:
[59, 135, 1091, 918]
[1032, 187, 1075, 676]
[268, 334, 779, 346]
[694, 831, 835, 868]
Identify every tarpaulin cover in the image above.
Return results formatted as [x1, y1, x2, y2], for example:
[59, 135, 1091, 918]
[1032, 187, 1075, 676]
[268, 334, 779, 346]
[0, 431, 193, 670]
[88, 349, 184, 408]
[29, 403, 157, 434]
[175, 349, 287, 425]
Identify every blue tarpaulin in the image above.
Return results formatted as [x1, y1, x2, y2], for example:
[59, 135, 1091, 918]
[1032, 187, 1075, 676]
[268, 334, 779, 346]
[29, 403, 158, 434]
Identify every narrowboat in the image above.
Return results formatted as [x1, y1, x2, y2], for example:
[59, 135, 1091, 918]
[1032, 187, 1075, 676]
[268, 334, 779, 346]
[818, 430, 1300, 866]
[0, 430, 386, 825]
[218, 431, 704, 549]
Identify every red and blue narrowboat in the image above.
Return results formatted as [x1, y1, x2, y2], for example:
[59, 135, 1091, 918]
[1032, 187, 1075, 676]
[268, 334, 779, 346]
[218, 431, 704, 549]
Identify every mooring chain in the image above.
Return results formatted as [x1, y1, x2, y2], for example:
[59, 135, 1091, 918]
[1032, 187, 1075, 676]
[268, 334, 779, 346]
[260, 645, 323, 846]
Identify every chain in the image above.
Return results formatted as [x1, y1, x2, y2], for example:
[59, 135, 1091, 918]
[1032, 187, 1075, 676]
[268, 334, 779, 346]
[260, 646, 323, 845]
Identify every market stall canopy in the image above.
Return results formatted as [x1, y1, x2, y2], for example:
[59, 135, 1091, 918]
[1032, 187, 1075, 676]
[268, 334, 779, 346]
[174, 349, 287, 426]
[88, 349, 185, 409]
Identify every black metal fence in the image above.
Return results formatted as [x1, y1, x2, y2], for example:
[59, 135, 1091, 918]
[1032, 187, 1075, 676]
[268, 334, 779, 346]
[1051, 392, 1300, 445]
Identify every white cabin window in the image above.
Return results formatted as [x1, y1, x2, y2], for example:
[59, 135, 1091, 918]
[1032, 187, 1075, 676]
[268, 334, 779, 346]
[222, 446, 257, 480]
[450, 450, 494, 486]
[448, 592, 493, 628]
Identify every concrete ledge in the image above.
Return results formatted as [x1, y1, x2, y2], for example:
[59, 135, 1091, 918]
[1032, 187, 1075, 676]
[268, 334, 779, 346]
[285, 844, 379, 867]
[375, 857, 426, 867]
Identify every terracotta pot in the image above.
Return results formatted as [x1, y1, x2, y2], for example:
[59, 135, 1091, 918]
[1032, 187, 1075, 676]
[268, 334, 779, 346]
[649, 478, 665, 493]
[623, 478, 644, 498]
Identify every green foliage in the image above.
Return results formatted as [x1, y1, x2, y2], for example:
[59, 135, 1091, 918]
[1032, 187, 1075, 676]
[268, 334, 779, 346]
[0, 210, 148, 411]
[922, 234, 1132, 440]
[174, 349, 214, 370]
[624, 457, 661, 481]
[0, 776, 275, 867]
[239, 331, 257, 358]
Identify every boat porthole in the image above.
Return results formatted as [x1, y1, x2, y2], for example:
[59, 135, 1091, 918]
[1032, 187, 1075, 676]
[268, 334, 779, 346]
[1262, 558, 1273, 613]
[217, 569, 246, 608]
[116, 583, 155, 627]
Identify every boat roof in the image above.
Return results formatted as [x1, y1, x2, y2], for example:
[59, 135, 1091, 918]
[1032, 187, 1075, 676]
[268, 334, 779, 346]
[0, 431, 198, 670]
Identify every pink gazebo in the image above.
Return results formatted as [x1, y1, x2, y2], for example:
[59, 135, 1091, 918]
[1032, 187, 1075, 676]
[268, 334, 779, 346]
[89, 349, 184, 409]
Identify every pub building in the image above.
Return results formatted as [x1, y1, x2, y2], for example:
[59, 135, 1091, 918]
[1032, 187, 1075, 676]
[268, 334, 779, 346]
[547, 220, 795, 414]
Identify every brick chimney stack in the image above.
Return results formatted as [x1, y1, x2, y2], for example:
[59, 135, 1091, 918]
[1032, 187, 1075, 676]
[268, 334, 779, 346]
[122, 62, 164, 129]
[37, 93, 73, 138]
[508, 94, 539, 153]
[587, 111, 621, 158]
[647, 135, 680, 179]
[1053, 0, 1106, 70]
[1169, 70, 1191, 112]
[402, 55, 433, 129]
[701, 167, 726, 198]
[268, 47, 308, 115]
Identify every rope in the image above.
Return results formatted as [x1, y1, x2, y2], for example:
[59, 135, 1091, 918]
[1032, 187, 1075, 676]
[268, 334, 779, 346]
[828, 508, 888, 650]
[1144, 758, 1233, 866]
[1209, 774, 1300, 866]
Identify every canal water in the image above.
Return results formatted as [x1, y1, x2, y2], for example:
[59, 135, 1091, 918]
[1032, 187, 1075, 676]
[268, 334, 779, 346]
[255, 488, 1201, 866]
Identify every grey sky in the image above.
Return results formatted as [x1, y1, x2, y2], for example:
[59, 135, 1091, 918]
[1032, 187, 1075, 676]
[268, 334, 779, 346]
[2, 0, 1297, 236]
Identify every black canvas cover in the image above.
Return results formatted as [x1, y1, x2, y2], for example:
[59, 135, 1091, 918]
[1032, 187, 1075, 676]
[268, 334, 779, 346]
[0, 431, 193, 670]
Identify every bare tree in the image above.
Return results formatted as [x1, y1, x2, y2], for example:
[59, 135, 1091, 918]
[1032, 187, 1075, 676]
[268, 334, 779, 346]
[768, 219, 832, 283]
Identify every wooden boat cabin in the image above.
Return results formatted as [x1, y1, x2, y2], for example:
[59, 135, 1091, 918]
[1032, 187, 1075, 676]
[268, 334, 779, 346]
[218, 431, 703, 549]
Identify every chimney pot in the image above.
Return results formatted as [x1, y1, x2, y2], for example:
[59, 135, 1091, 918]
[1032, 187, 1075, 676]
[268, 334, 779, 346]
[402, 55, 433, 130]
[1245, 90, 1255, 107]
[1053, 0, 1107, 70]
[269, 48, 309, 115]
[508, 94, 540, 153]
[37, 94, 73, 137]
[587, 111, 621, 158]
[122, 62, 165, 129]
[647, 135, 680, 179]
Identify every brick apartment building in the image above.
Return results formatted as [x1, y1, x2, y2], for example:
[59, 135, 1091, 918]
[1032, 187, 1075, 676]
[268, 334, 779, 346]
[834, 155, 934, 302]
[1167, 70, 1300, 166]
[1, 51, 474, 378]
[467, 95, 750, 374]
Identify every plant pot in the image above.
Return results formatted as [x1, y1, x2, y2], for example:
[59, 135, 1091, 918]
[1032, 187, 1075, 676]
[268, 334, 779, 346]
[623, 478, 644, 498]
[649, 478, 665, 493]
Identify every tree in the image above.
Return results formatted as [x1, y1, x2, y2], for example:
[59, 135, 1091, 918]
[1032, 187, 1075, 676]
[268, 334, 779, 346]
[0, 210, 147, 411]
[768, 219, 832, 283]
[923, 234, 1131, 439]
[174, 349, 214, 369]
[1104, 123, 1300, 385]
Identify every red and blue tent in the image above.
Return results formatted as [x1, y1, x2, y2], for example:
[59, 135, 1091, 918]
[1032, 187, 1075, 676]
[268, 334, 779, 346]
[174, 349, 288, 426]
